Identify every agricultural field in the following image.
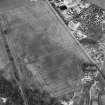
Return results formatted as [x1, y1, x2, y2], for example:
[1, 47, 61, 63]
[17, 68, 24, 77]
[0, 0, 31, 12]
[4, 0, 90, 96]
[0, 0, 92, 102]
[89, 0, 105, 9]
[0, 0, 105, 105]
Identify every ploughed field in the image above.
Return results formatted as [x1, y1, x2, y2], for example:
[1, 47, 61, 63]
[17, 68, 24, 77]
[0, 0, 92, 100]
[0, 0, 31, 12]
[0, 0, 105, 104]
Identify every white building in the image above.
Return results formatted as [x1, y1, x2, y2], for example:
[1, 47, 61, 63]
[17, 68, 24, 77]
[68, 21, 81, 31]
[76, 30, 87, 40]
[61, 100, 74, 105]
